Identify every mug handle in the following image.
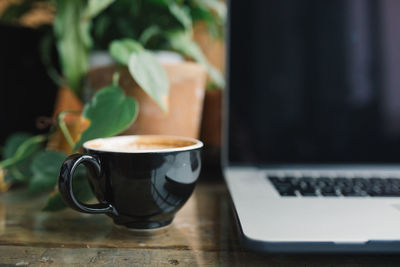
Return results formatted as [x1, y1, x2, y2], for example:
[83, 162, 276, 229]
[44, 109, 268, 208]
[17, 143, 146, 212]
[58, 154, 118, 216]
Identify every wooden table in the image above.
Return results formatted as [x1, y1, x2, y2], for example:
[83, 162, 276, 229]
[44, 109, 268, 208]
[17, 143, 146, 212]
[0, 181, 400, 266]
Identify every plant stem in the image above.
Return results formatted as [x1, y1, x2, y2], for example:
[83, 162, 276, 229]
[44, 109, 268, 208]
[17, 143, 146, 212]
[58, 112, 76, 150]
[112, 69, 120, 86]
[0, 135, 45, 169]
[10, 167, 25, 181]
[0, 158, 16, 169]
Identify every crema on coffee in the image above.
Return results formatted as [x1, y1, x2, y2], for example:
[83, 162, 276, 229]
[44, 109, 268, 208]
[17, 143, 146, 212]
[84, 135, 201, 153]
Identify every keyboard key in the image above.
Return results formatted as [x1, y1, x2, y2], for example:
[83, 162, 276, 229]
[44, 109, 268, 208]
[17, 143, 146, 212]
[387, 178, 400, 185]
[276, 183, 291, 191]
[369, 178, 385, 187]
[275, 183, 296, 196]
[351, 179, 370, 191]
[368, 185, 384, 196]
[298, 181, 317, 196]
[268, 176, 280, 185]
[317, 177, 333, 188]
[289, 177, 300, 187]
[299, 177, 315, 185]
[320, 186, 339, 196]
[342, 188, 368, 197]
[334, 178, 352, 189]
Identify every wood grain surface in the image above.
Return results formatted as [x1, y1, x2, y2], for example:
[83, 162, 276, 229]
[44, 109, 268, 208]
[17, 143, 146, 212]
[0, 182, 400, 266]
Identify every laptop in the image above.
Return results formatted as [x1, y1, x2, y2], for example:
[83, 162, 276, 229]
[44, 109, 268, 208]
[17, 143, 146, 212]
[224, 0, 400, 252]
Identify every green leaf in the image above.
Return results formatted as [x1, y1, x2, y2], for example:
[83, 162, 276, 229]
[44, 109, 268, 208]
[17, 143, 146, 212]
[109, 38, 169, 112]
[149, 0, 192, 29]
[139, 25, 162, 46]
[0, 134, 45, 183]
[167, 1, 192, 31]
[3, 135, 44, 164]
[29, 151, 67, 194]
[148, 0, 168, 6]
[84, 0, 115, 19]
[54, 0, 109, 97]
[43, 165, 95, 212]
[109, 39, 143, 65]
[1, 133, 43, 182]
[192, 0, 226, 22]
[3, 133, 33, 159]
[54, 0, 90, 97]
[167, 31, 225, 88]
[129, 50, 169, 112]
[74, 85, 138, 150]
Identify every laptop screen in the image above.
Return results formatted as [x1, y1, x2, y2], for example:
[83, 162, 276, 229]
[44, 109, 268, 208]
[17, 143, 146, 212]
[227, 0, 400, 165]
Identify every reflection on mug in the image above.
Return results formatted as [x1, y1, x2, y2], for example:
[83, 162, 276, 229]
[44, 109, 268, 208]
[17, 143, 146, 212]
[151, 152, 201, 212]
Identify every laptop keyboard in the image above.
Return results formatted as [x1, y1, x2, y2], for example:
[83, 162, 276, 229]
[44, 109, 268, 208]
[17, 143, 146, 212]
[268, 176, 400, 197]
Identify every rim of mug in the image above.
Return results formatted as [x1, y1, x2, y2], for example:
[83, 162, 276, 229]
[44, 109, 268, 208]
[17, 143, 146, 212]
[83, 135, 203, 153]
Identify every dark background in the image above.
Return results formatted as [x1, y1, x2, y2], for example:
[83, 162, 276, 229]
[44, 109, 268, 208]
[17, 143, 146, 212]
[0, 24, 57, 146]
[228, 0, 400, 164]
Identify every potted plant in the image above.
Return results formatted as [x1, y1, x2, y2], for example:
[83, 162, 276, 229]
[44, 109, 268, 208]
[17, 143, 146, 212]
[0, 0, 153, 209]
[87, 0, 225, 138]
[0, 0, 226, 209]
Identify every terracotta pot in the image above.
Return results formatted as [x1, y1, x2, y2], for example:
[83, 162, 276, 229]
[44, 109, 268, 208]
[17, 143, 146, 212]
[46, 87, 83, 154]
[52, 86, 83, 117]
[87, 62, 207, 139]
[193, 22, 226, 76]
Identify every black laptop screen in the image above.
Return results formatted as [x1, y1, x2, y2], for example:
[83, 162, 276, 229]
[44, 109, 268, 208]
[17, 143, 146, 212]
[227, 0, 400, 165]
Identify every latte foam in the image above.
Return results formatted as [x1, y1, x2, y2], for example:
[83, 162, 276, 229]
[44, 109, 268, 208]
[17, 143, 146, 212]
[84, 135, 202, 153]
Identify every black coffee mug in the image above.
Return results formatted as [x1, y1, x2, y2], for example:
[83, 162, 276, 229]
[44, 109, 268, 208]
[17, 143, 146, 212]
[58, 135, 203, 229]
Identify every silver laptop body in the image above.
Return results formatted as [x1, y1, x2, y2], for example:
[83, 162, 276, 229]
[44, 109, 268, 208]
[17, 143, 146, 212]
[223, 0, 400, 252]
